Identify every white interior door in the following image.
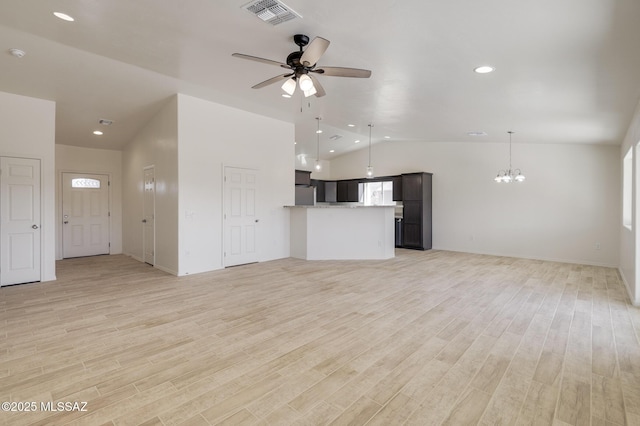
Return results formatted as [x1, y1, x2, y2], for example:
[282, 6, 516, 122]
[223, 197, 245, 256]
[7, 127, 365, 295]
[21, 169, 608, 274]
[224, 167, 258, 267]
[143, 166, 155, 265]
[0, 157, 41, 286]
[62, 173, 110, 258]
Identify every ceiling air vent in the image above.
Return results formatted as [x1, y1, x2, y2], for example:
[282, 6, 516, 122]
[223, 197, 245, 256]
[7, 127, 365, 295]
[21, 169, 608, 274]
[328, 135, 343, 141]
[242, 0, 302, 26]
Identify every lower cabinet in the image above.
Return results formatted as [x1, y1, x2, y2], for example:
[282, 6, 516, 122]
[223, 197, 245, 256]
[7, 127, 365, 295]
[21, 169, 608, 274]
[402, 200, 429, 249]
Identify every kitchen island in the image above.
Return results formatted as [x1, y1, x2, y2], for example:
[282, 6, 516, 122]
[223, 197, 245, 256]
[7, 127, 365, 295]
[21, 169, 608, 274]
[286, 205, 395, 260]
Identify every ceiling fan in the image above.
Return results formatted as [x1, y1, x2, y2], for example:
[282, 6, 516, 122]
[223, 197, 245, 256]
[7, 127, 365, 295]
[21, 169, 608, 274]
[232, 34, 372, 98]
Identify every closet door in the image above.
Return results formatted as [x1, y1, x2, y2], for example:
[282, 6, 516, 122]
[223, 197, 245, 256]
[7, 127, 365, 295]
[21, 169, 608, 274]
[0, 157, 41, 286]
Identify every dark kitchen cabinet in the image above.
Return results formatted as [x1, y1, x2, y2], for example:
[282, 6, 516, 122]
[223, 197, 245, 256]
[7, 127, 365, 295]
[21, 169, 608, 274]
[337, 180, 360, 202]
[310, 180, 337, 203]
[401, 172, 432, 250]
[311, 179, 325, 202]
[324, 181, 337, 203]
[295, 169, 311, 186]
[392, 175, 403, 201]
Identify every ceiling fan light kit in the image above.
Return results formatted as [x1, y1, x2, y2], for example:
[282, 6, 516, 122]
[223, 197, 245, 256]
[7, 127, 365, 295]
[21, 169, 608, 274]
[298, 74, 313, 91]
[232, 34, 372, 98]
[281, 78, 296, 95]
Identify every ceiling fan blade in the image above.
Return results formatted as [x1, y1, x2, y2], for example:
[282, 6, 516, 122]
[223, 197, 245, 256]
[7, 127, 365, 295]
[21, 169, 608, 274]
[313, 66, 372, 78]
[308, 75, 326, 97]
[252, 74, 291, 89]
[232, 53, 290, 69]
[300, 36, 330, 67]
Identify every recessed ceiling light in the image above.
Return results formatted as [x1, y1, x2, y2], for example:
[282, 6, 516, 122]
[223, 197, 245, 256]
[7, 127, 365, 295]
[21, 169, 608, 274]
[354, 140, 360, 143]
[282, 94, 291, 98]
[329, 149, 335, 153]
[474, 66, 494, 74]
[53, 12, 75, 22]
[384, 136, 391, 139]
[316, 129, 322, 134]
[347, 124, 355, 127]
[93, 130, 103, 136]
[294, 142, 297, 145]
[467, 131, 488, 136]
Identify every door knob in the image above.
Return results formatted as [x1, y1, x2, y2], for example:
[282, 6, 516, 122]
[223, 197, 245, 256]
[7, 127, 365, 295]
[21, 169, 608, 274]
[142, 219, 147, 223]
[32, 224, 39, 229]
[255, 219, 259, 223]
[63, 221, 69, 224]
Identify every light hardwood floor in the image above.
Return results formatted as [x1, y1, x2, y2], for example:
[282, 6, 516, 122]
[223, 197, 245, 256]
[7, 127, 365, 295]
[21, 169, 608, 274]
[1, 250, 639, 425]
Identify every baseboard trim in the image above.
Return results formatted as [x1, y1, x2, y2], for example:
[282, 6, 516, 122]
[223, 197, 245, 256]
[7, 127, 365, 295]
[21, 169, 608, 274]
[154, 264, 178, 276]
[125, 253, 144, 263]
[432, 247, 618, 268]
[618, 267, 640, 307]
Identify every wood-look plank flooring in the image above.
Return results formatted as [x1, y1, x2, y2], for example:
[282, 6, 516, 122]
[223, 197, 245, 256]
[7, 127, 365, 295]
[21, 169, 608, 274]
[1, 250, 639, 425]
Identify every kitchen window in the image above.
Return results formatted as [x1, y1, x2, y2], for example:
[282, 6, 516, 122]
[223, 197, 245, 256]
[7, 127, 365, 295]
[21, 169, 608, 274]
[361, 181, 395, 206]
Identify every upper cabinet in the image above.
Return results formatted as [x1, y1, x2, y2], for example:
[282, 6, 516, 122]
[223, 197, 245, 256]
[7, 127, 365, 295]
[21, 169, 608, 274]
[337, 180, 360, 202]
[295, 169, 311, 186]
[392, 175, 403, 201]
[402, 173, 426, 200]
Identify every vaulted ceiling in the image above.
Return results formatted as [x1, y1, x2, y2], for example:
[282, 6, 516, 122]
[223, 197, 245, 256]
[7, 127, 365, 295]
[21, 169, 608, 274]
[1, 0, 639, 160]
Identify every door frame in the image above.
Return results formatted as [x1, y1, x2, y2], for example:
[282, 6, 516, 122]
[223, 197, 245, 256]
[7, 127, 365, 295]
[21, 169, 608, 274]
[221, 164, 260, 267]
[0, 155, 43, 286]
[57, 169, 112, 260]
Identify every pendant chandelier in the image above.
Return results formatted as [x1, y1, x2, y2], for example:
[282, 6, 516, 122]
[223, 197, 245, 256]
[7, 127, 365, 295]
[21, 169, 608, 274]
[315, 117, 322, 171]
[366, 123, 374, 178]
[494, 131, 525, 183]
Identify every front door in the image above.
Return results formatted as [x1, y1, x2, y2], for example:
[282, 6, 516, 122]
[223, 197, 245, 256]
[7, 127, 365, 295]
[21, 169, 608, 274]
[224, 167, 258, 267]
[62, 173, 110, 258]
[143, 166, 155, 265]
[0, 157, 41, 286]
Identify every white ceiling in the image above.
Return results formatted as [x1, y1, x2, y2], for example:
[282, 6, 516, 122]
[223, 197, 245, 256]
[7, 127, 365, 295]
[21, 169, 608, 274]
[1, 0, 639, 160]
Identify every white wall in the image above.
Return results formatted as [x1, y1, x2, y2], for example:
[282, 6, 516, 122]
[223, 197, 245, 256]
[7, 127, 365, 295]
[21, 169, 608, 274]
[331, 140, 620, 267]
[122, 96, 179, 274]
[0, 91, 56, 282]
[176, 94, 294, 275]
[295, 155, 332, 180]
[620, 99, 640, 305]
[55, 144, 123, 259]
